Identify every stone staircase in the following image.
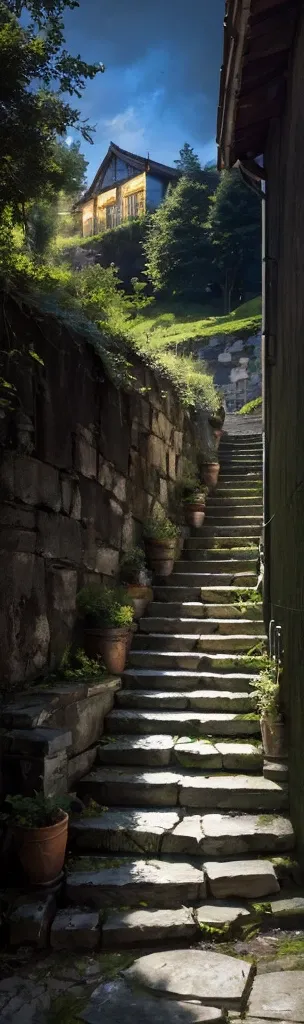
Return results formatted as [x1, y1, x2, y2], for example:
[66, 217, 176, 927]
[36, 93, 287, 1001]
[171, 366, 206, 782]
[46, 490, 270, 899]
[67, 432, 295, 949]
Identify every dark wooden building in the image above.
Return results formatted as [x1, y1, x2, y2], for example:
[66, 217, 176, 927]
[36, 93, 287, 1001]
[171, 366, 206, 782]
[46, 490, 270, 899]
[217, 0, 304, 857]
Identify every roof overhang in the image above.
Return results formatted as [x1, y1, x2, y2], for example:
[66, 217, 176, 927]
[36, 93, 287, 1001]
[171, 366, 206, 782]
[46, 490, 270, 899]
[217, 0, 301, 169]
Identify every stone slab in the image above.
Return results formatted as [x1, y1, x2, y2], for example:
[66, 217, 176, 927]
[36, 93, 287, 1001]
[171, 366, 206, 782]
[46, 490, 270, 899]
[204, 859, 280, 899]
[98, 734, 174, 767]
[173, 738, 222, 770]
[215, 742, 262, 771]
[270, 893, 304, 925]
[50, 908, 100, 950]
[81, 979, 225, 1024]
[125, 948, 254, 1009]
[78, 768, 181, 807]
[201, 813, 294, 856]
[7, 727, 72, 756]
[67, 858, 206, 909]
[102, 907, 197, 947]
[71, 810, 180, 855]
[248, 970, 304, 1021]
[9, 895, 56, 948]
[196, 902, 250, 929]
[162, 815, 204, 855]
[179, 775, 288, 811]
[263, 760, 289, 782]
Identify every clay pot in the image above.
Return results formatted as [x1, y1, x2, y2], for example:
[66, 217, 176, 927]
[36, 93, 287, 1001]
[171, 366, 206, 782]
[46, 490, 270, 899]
[127, 585, 153, 619]
[126, 621, 137, 654]
[84, 626, 130, 674]
[202, 462, 220, 488]
[175, 533, 184, 561]
[213, 429, 222, 449]
[145, 538, 176, 577]
[184, 500, 206, 528]
[14, 811, 68, 886]
[260, 716, 287, 760]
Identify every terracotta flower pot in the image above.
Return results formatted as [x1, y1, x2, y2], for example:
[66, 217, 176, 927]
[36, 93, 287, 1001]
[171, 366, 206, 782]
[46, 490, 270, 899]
[145, 538, 176, 577]
[175, 533, 184, 561]
[126, 621, 137, 654]
[14, 811, 68, 886]
[184, 501, 206, 528]
[84, 626, 130, 674]
[260, 716, 286, 760]
[127, 585, 153, 619]
[202, 462, 220, 488]
[213, 429, 222, 449]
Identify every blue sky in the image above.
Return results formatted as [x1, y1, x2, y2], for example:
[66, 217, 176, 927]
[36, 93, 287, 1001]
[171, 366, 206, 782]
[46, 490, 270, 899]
[64, 0, 225, 185]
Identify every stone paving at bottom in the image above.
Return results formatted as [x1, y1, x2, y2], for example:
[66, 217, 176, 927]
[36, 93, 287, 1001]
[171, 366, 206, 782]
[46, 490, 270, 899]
[1, 931, 304, 1023]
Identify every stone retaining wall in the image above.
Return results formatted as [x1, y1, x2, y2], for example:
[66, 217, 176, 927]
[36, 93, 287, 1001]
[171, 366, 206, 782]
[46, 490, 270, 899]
[0, 298, 206, 687]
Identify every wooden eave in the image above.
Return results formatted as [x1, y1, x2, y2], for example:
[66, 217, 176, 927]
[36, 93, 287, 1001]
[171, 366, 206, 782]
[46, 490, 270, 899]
[217, 0, 301, 169]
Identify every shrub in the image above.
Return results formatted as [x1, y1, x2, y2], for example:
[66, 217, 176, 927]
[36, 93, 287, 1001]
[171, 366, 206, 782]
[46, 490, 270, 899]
[143, 511, 179, 541]
[120, 547, 147, 584]
[4, 793, 70, 829]
[238, 396, 262, 415]
[251, 660, 280, 718]
[76, 584, 134, 628]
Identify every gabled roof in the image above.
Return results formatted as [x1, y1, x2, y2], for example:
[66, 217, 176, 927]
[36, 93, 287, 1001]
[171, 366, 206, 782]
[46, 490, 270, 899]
[217, 0, 301, 169]
[81, 141, 179, 205]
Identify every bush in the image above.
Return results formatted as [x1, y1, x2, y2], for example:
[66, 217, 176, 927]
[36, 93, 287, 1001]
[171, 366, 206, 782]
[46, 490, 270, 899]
[238, 396, 262, 415]
[143, 511, 180, 541]
[120, 547, 147, 584]
[76, 584, 134, 628]
[4, 793, 70, 829]
[251, 660, 280, 718]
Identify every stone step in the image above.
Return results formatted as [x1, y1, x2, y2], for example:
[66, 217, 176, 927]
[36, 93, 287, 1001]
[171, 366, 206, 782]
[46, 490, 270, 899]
[122, 669, 258, 692]
[101, 905, 199, 948]
[66, 857, 207, 909]
[203, 858, 279, 899]
[183, 556, 257, 570]
[132, 633, 263, 654]
[177, 559, 257, 572]
[201, 525, 261, 537]
[206, 496, 262, 506]
[145, 601, 263, 620]
[127, 650, 263, 673]
[186, 536, 259, 549]
[140, 617, 265, 636]
[105, 709, 260, 737]
[215, 489, 262, 498]
[153, 584, 258, 603]
[77, 767, 288, 811]
[169, 573, 257, 588]
[200, 585, 260, 603]
[70, 810, 293, 858]
[205, 505, 262, 517]
[97, 736, 262, 772]
[203, 517, 261, 528]
[116, 689, 255, 713]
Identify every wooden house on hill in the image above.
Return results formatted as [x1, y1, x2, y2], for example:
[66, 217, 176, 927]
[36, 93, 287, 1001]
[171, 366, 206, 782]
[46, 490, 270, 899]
[78, 141, 178, 237]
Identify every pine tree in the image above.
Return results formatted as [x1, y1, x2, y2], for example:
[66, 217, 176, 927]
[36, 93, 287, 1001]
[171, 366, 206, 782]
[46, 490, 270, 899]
[144, 176, 212, 299]
[209, 169, 261, 311]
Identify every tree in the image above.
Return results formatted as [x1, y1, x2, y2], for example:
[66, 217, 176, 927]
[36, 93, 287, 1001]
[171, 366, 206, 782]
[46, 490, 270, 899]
[209, 169, 261, 312]
[144, 176, 212, 299]
[174, 143, 202, 178]
[0, 1, 104, 221]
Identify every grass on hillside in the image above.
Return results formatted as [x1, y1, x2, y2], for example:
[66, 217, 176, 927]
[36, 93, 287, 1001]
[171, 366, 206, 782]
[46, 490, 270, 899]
[129, 296, 262, 350]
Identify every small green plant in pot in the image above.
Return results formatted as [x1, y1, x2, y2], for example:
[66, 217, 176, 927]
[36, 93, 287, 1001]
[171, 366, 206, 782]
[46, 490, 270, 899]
[3, 793, 70, 886]
[251, 658, 286, 760]
[76, 584, 134, 674]
[120, 547, 153, 618]
[143, 511, 180, 577]
[200, 441, 220, 488]
[183, 485, 208, 528]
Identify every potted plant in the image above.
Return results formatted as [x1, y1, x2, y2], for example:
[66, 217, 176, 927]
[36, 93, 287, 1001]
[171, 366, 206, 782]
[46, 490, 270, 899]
[183, 485, 208, 528]
[4, 793, 69, 886]
[200, 442, 220, 488]
[143, 511, 180, 577]
[76, 584, 134, 674]
[120, 547, 153, 619]
[251, 659, 286, 759]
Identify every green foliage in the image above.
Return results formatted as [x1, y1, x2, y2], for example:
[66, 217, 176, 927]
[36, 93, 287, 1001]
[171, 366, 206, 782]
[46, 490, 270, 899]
[120, 547, 147, 584]
[0, 1, 103, 220]
[144, 176, 212, 298]
[209, 169, 261, 311]
[4, 792, 70, 828]
[251, 659, 281, 718]
[174, 143, 202, 179]
[238, 396, 262, 415]
[143, 510, 180, 541]
[76, 584, 134, 629]
[55, 646, 104, 680]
